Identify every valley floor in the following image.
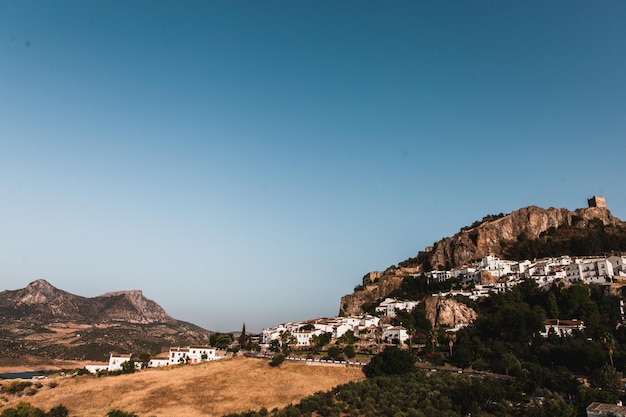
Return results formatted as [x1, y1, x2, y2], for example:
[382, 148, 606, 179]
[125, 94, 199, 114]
[0, 356, 365, 417]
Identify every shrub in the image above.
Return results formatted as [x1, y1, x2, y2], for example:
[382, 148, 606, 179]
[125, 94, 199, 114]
[46, 405, 69, 417]
[1, 381, 32, 395]
[0, 401, 44, 417]
[363, 346, 415, 378]
[106, 410, 138, 417]
[269, 353, 286, 367]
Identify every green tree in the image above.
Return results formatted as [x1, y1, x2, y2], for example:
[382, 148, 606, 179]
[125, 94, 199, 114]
[138, 352, 151, 369]
[338, 330, 356, 345]
[343, 345, 356, 359]
[311, 332, 332, 352]
[239, 323, 248, 348]
[0, 402, 44, 417]
[120, 360, 136, 374]
[363, 346, 414, 378]
[45, 405, 68, 417]
[270, 353, 286, 367]
[590, 364, 622, 396]
[269, 339, 281, 353]
[210, 332, 234, 349]
[327, 346, 343, 360]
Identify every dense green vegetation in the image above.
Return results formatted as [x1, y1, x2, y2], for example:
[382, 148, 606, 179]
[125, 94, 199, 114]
[504, 221, 626, 260]
[363, 346, 414, 378]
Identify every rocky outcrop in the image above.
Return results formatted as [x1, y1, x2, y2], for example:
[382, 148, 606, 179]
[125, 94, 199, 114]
[98, 290, 175, 324]
[428, 206, 622, 270]
[423, 296, 477, 328]
[340, 274, 405, 316]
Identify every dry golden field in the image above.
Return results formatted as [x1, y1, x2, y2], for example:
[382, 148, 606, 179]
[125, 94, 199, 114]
[0, 357, 365, 417]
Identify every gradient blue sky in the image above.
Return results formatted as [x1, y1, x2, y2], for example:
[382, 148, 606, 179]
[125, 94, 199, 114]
[1, 1, 625, 332]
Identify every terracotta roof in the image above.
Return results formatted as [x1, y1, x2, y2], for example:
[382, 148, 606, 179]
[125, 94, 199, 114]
[587, 402, 626, 414]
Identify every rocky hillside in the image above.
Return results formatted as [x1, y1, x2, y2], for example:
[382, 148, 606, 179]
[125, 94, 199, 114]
[423, 296, 477, 329]
[0, 280, 212, 362]
[0, 280, 176, 324]
[426, 205, 623, 271]
[341, 201, 626, 316]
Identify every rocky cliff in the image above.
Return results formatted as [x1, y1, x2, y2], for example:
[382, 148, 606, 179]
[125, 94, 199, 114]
[341, 274, 406, 316]
[423, 296, 477, 328]
[428, 206, 622, 270]
[340, 202, 626, 316]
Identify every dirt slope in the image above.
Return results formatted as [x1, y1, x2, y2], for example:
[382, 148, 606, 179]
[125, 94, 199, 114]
[0, 357, 365, 417]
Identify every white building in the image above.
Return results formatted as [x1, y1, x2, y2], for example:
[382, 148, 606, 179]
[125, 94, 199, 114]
[382, 326, 409, 344]
[108, 353, 132, 371]
[425, 270, 451, 284]
[169, 346, 218, 365]
[293, 328, 322, 347]
[478, 255, 516, 278]
[85, 352, 132, 373]
[609, 255, 626, 277]
[84, 362, 109, 374]
[565, 258, 614, 284]
[375, 298, 419, 318]
[148, 352, 170, 368]
[540, 319, 585, 337]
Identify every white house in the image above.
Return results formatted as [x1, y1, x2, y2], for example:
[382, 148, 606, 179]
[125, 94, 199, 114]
[478, 255, 516, 278]
[425, 270, 451, 284]
[609, 255, 626, 277]
[375, 298, 419, 318]
[450, 266, 478, 283]
[108, 353, 132, 371]
[565, 258, 613, 284]
[540, 319, 585, 337]
[84, 362, 109, 374]
[293, 328, 322, 347]
[382, 326, 409, 344]
[169, 346, 218, 364]
[86, 352, 133, 373]
[148, 352, 170, 368]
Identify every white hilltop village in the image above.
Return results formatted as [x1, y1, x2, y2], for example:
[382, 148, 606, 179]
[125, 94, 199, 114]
[261, 252, 626, 350]
[260, 196, 626, 351]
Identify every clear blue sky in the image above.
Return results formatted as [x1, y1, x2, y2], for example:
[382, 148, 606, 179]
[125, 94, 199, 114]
[1, 1, 625, 332]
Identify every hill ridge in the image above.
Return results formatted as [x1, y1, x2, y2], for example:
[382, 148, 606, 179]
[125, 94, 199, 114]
[0, 280, 212, 361]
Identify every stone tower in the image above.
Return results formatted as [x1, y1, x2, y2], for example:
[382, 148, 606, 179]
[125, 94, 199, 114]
[588, 195, 607, 208]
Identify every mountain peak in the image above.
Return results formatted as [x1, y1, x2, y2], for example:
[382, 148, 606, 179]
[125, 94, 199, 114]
[21, 279, 62, 305]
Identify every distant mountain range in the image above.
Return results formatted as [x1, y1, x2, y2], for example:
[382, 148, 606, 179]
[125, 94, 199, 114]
[341, 198, 626, 315]
[0, 280, 212, 362]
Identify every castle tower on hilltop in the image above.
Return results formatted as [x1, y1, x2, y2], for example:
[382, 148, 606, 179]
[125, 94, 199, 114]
[587, 195, 607, 208]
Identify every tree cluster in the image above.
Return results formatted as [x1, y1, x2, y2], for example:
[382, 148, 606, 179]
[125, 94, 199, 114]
[224, 369, 575, 417]
[0, 402, 68, 417]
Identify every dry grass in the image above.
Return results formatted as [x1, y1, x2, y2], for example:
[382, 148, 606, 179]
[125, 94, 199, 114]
[0, 357, 365, 417]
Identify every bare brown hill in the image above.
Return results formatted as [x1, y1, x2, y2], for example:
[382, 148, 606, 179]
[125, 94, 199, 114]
[0, 357, 365, 417]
